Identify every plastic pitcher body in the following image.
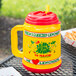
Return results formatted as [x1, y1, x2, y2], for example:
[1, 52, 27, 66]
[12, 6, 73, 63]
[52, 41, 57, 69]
[11, 11, 61, 73]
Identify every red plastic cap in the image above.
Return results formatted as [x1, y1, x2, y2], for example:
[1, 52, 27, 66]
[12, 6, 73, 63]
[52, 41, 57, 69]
[25, 11, 60, 25]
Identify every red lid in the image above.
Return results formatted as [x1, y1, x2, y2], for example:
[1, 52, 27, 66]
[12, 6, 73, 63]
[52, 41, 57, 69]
[25, 11, 60, 25]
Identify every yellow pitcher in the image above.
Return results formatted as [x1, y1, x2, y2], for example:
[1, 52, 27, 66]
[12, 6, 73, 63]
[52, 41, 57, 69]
[11, 9, 61, 73]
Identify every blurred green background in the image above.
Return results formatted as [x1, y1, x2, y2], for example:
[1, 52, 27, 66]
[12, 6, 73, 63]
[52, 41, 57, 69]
[0, 0, 76, 30]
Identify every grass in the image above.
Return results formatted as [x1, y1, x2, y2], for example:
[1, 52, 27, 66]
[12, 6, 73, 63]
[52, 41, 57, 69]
[1, 0, 76, 30]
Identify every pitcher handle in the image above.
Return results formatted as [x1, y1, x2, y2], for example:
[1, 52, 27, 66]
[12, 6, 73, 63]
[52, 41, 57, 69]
[11, 25, 24, 58]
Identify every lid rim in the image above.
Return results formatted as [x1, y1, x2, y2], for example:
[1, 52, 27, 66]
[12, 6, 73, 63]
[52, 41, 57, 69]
[25, 11, 60, 25]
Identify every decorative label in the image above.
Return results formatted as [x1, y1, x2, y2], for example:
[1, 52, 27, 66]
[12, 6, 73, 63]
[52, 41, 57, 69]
[24, 57, 61, 65]
[24, 30, 60, 37]
[24, 29, 61, 66]
[28, 40, 57, 58]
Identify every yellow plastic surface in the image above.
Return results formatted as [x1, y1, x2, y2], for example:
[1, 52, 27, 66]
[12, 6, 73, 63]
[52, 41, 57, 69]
[11, 25, 24, 58]
[11, 23, 61, 69]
